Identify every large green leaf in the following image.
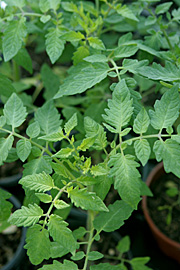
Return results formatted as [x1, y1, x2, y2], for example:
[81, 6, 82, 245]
[35, 100, 61, 134]
[45, 28, 65, 64]
[39, 260, 78, 270]
[68, 187, 108, 212]
[0, 189, 12, 223]
[54, 63, 109, 98]
[109, 154, 141, 208]
[19, 172, 54, 192]
[23, 156, 52, 177]
[103, 80, 133, 133]
[8, 204, 43, 227]
[0, 135, 14, 165]
[153, 139, 180, 177]
[48, 214, 77, 254]
[14, 48, 33, 74]
[93, 200, 133, 233]
[149, 86, 180, 130]
[3, 93, 27, 129]
[84, 117, 107, 150]
[3, 18, 27, 62]
[138, 61, 180, 81]
[25, 225, 51, 265]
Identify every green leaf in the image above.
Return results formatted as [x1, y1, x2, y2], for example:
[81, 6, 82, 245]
[46, 28, 65, 64]
[50, 242, 69, 258]
[23, 156, 52, 177]
[84, 54, 108, 63]
[77, 137, 96, 151]
[153, 139, 180, 177]
[114, 45, 138, 59]
[88, 37, 105, 50]
[130, 257, 152, 270]
[26, 122, 40, 138]
[88, 251, 104, 261]
[134, 139, 151, 166]
[138, 61, 180, 81]
[25, 225, 51, 265]
[71, 251, 85, 261]
[48, 214, 77, 254]
[40, 15, 51, 23]
[0, 73, 16, 98]
[149, 86, 180, 130]
[19, 172, 54, 192]
[64, 113, 77, 135]
[0, 136, 14, 165]
[72, 46, 90, 65]
[39, 260, 78, 270]
[35, 100, 61, 135]
[52, 163, 69, 178]
[54, 63, 109, 98]
[5, 0, 26, 8]
[84, 117, 107, 150]
[155, 2, 173, 15]
[91, 163, 108, 176]
[8, 204, 43, 227]
[0, 189, 12, 222]
[117, 4, 139, 22]
[3, 18, 27, 62]
[133, 108, 150, 134]
[39, 0, 51, 12]
[122, 59, 149, 75]
[16, 139, 32, 162]
[103, 80, 133, 133]
[117, 236, 130, 254]
[3, 93, 27, 129]
[68, 187, 108, 212]
[61, 2, 78, 12]
[39, 129, 64, 142]
[35, 193, 52, 203]
[54, 200, 70, 209]
[53, 147, 74, 158]
[109, 154, 141, 208]
[62, 31, 85, 42]
[93, 200, 133, 232]
[14, 48, 33, 74]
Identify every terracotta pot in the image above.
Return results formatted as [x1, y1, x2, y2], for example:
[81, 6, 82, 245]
[142, 162, 180, 264]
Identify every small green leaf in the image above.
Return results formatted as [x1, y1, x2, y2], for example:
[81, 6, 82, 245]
[61, 2, 78, 12]
[26, 122, 40, 138]
[93, 200, 133, 232]
[40, 15, 51, 23]
[88, 251, 104, 261]
[16, 139, 32, 162]
[64, 113, 77, 135]
[88, 37, 105, 50]
[90, 264, 125, 270]
[117, 236, 130, 254]
[77, 137, 96, 151]
[39, 260, 78, 270]
[25, 225, 51, 265]
[46, 28, 65, 64]
[3, 93, 27, 129]
[116, 4, 139, 21]
[53, 148, 74, 158]
[23, 156, 52, 177]
[68, 187, 108, 212]
[130, 257, 151, 270]
[35, 193, 52, 203]
[84, 54, 108, 63]
[134, 139, 151, 166]
[155, 2, 173, 15]
[0, 189, 12, 223]
[62, 31, 85, 42]
[19, 172, 54, 192]
[54, 200, 70, 209]
[91, 163, 108, 176]
[39, 128, 64, 142]
[48, 214, 77, 254]
[0, 74, 16, 98]
[72, 46, 90, 65]
[71, 251, 85, 261]
[3, 18, 27, 61]
[39, 0, 51, 12]
[133, 108, 150, 134]
[52, 163, 69, 178]
[8, 204, 43, 227]
[50, 242, 69, 258]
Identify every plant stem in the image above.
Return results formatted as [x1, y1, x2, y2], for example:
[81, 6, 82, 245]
[83, 210, 94, 270]
[109, 59, 121, 81]
[95, 0, 99, 13]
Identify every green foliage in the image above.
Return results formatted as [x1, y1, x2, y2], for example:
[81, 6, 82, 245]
[0, 1, 180, 269]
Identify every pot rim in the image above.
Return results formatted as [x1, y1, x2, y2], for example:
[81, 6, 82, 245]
[142, 161, 180, 249]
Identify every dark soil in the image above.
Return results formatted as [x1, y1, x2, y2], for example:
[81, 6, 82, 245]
[147, 173, 180, 243]
[0, 227, 22, 268]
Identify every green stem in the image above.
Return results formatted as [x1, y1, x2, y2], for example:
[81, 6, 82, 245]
[32, 83, 43, 104]
[109, 59, 121, 81]
[83, 210, 94, 270]
[12, 60, 20, 82]
[95, 0, 99, 13]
